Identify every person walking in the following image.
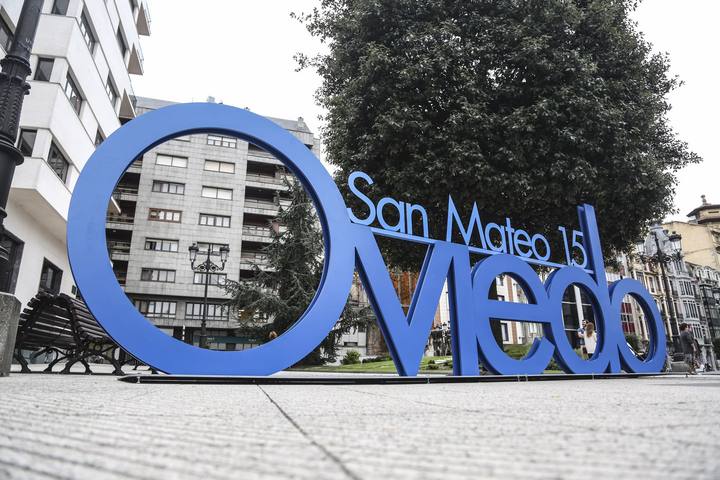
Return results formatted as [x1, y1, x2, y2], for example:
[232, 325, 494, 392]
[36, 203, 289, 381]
[578, 321, 597, 360]
[679, 323, 697, 375]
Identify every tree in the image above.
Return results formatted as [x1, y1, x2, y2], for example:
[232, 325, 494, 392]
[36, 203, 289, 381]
[296, 0, 700, 270]
[225, 178, 370, 365]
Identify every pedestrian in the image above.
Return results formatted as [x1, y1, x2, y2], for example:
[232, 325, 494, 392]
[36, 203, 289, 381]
[578, 321, 597, 360]
[679, 323, 697, 375]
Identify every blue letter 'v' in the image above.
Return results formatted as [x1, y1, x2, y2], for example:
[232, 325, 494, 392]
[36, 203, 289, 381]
[353, 224, 471, 376]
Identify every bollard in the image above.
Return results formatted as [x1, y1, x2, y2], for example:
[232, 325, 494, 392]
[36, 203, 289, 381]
[0, 292, 21, 376]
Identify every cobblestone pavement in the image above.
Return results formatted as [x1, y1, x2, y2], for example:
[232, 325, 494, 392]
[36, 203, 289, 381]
[0, 369, 718, 480]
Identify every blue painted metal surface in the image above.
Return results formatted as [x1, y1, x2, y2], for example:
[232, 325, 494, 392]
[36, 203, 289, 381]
[68, 103, 666, 376]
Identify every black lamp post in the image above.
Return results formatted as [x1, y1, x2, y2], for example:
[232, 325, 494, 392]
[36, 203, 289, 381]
[0, 0, 43, 281]
[189, 243, 229, 349]
[637, 229, 683, 352]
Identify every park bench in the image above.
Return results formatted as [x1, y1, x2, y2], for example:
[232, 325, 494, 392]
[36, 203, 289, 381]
[13, 292, 124, 375]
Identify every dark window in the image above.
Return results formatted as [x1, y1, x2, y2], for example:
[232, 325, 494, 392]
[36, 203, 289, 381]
[48, 142, 70, 182]
[148, 208, 182, 223]
[116, 26, 128, 58]
[79, 11, 96, 52]
[51, 0, 70, 15]
[63, 74, 83, 114]
[144, 238, 179, 252]
[140, 268, 176, 283]
[105, 75, 118, 107]
[34, 57, 54, 82]
[193, 272, 227, 286]
[199, 213, 231, 228]
[39, 258, 62, 294]
[94, 129, 104, 146]
[136, 300, 176, 319]
[17, 129, 37, 156]
[185, 302, 229, 320]
[152, 180, 185, 195]
[0, 230, 24, 294]
[0, 15, 13, 51]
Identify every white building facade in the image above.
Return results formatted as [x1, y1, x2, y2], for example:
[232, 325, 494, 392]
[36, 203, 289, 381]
[0, 0, 150, 306]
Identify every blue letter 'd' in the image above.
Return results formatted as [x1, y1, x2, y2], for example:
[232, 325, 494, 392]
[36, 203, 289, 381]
[68, 103, 666, 376]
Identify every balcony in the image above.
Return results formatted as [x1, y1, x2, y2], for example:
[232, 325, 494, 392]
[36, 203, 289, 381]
[242, 225, 273, 243]
[127, 159, 143, 173]
[114, 185, 138, 202]
[245, 173, 289, 191]
[106, 214, 135, 230]
[239, 252, 273, 271]
[243, 197, 289, 216]
[107, 241, 131, 261]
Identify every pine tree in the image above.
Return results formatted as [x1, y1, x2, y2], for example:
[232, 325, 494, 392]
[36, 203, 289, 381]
[226, 178, 371, 364]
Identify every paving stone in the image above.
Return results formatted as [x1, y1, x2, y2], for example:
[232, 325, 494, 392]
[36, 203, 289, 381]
[0, 372, 718, 479]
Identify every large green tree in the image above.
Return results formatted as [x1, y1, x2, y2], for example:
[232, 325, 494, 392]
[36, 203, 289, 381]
[226, 179, 370, 364]
[296, 0, 699, 269]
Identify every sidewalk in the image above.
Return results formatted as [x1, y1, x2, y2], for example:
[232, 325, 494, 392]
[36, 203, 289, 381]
[1, 367, 719, 479]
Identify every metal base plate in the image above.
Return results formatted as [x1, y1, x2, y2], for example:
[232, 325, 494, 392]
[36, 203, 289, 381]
[119, 372, 664, 385]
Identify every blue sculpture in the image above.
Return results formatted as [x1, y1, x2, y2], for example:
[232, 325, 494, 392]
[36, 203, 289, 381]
[67, 103, 666, 376]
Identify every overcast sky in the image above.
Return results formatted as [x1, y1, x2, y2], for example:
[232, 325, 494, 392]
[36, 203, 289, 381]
[133, 0, 718, 222]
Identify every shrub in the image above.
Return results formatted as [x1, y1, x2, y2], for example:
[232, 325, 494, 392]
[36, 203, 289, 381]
[341, 350, 361, 365]
[362, 355, 391, 363]
[427, 363, 440, 370]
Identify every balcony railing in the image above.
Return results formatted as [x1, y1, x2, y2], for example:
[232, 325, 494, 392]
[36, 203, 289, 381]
[241, 253, 268, 264]
[245, 173, 286, 185]
[106, 215, 135, 224]
[107, 241, 131, 254]
[243, 225, 272, 237]
[115, 186, 139, 195]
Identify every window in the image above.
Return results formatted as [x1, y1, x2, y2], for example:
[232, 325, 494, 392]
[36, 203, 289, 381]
[0, 15, 13, 51]
[196, 242, 229, 255]
[116, 26, 128, 58]
[155, 154, 187, 168]
[152, 180, 185, 195]
[0, 230, 24, 294]
[64, 74, 83, 114]
[94, 129, 104, 146]
[193, 272, 227, 286]
[140, 268, 176, 283]
[204, 160, 235, 174]
[48, 142, 70, 182]
[136, 300, 176, 319]
[51, 0, 69, 15]
[207, 135, 237, 148]
[501, 322, 509, 342]
[34, 57, 54, 82]
[201, 186, 233, 200]
[185, 302, 229, 320]
[105, 75, 118, 107]
[39, 259, 62, 294]
[17, 129, 37, 156]
[199, 213, 231, 228]
[144, 238, 179, 252]
[79, 11, 96, 52]
[148, 208, 182, 223]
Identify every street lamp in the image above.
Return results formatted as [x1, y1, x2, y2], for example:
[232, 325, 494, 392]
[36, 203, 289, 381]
[188, 242, 229, 349]
[637, 228, 683, 352]
[0, 0, 43, 278]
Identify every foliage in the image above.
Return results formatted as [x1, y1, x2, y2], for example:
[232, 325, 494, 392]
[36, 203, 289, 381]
[625, 333, 641, 352]
[296, 0, 700, 269]
[341, 350, 362, 365]
[225, 178, 371, 365]
[362, 355, 391, 363]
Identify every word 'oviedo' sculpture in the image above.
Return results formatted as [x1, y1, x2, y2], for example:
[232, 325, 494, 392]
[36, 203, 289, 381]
[68, 103, 666, 376]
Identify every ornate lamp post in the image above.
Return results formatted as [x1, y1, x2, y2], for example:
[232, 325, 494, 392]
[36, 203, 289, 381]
[0, 0, 42, 276]
[636, 228, 683, 352]
[189, 243, 229, 349]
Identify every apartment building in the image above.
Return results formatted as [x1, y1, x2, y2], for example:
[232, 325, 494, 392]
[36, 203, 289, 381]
[0, 0, 150, 306]
[107, 96, 320, 350]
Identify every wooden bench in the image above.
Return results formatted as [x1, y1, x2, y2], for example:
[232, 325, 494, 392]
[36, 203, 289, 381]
[13, 292, 125, 375]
